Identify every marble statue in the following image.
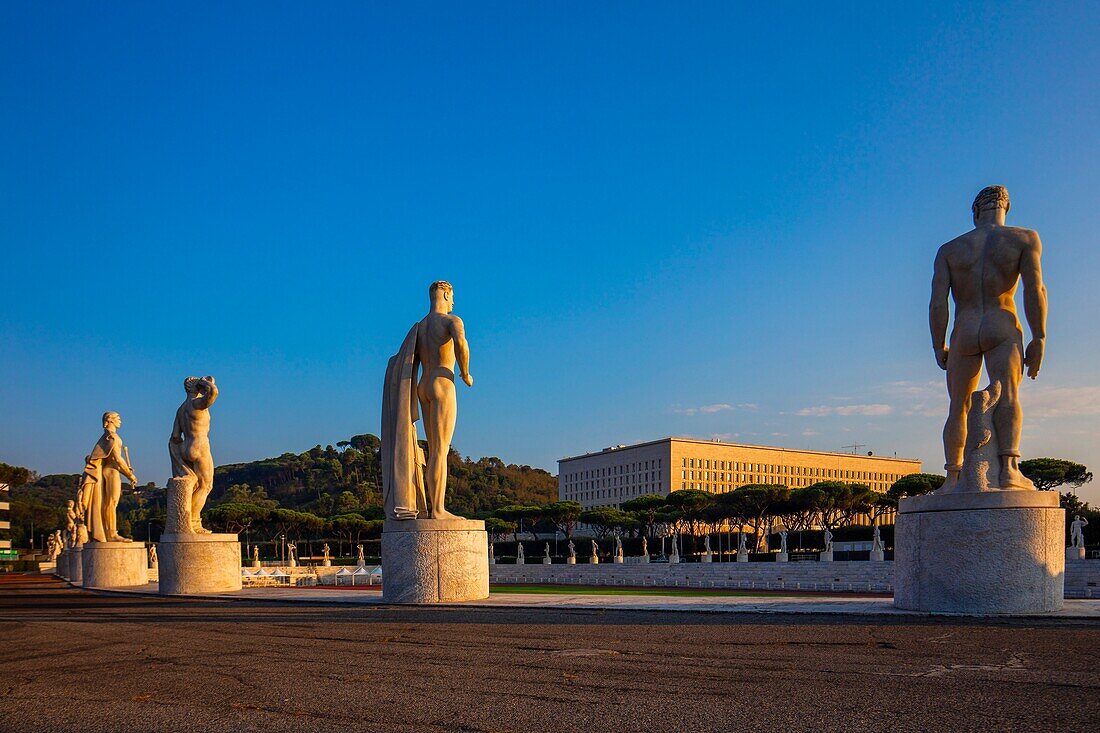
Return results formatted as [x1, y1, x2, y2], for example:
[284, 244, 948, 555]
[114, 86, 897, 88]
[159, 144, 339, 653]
[488, 541, 495, 563]
[737, 533, 748, 554]
[591, 540, 599, 558]
[287, 543, 297, 567]
[641, 537, 648, 556]
[65, 500, 77, 541]
[46, 532, 58, 561]
[382, 281, 473, 520]
[322, 543, 331, 562]
[167, 376, 219, 534]
[614, 537, 623, 558]
[823, 528, 833, 553]
[872, 526, 884, 552]
[703, 535, 711, 554]
[1070, 515, 1089, 549]
[668, 534, 680, 563]
[252, 546, 260, 567]
[148, 544, 158, 568]
[356, 544, 365, 567]
[516, 543, 525, 562]
[931, 186, 1047, 493]
[84, 412, 138, 542]
[544, 543, 551, 560]
[779, 530, 788, 554]
[568, 540, 576, 559]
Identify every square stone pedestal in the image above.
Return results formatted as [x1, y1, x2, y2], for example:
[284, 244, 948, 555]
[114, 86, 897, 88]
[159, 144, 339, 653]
[613, 555, 623, 564]
[382, 519, 489, 604]
[701, 553, 712, 563]
[566, 557, 576, 564]
[736, 551, 749, 563]
[1067, 546, 1085, 562]
[590, 556, 599, 564]
[870, 549, 885, 562]
[776, 552, 789, 562]
[819, 551, 833, 562]
[82, 541, 148, 589]
[158, 534, 242, 595]
[639, 555, 649, 564]
[542, 557, 552, 564]
[895, 490, 1064, 615]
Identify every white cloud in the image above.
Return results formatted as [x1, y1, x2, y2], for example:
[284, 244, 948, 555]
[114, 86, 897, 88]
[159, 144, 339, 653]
[1026, 385, 1100, 418]
[673, 402, 756, 416]
[796, 403, 894, 417]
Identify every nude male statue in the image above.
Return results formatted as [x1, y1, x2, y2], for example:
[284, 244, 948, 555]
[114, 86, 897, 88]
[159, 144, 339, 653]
[169, 376, 219, 532]
[930, 186, 1047, 492]
[86, 412, 138, 542]
[1070, 515, 1089, 549]
[414, 281, 473, 519]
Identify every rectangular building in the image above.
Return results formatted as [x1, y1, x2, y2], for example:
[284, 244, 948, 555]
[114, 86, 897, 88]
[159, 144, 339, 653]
[0, 483, 11, 561]
[558, 437, 922, 510]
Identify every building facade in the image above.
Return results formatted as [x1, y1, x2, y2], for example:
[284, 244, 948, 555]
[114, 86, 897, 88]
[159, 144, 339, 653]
[0, 483, 11, 563]
[558, 437, 922, 512]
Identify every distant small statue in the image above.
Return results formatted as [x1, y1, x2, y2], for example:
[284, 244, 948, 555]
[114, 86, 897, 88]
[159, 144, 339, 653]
[356, 544, 366, 567]
[1070, 515, 1089, 549]
[322, 543, 331, 566]
[779, 530, 788, 554]
[287, 543, 297, 568]
[252, 546, 260, 568]
[544, 543, 552, 562]
[516, 543, 525, 563]
[872, 526, 884, 552]
[567, 540, 576, 559]
[591, 540, 599, 559]
[823, 528, 834, 553]
[46, 532, 58, 561]
[65, 500, 77, 540]
[488, 541, 496, 563]
[703, 535, 711, 555]
[737, 533, 748, 554]
[641, 537, 648, 557]
[148, 544, 158, 568]
[614, 537, 623, 558]
[669, 534, 680, 563]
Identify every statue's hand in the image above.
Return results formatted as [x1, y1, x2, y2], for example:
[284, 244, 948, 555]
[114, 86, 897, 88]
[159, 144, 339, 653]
[935, 346, 949, 371]
[1024, 338, 1044, 379]
[462, 373, 474, 387]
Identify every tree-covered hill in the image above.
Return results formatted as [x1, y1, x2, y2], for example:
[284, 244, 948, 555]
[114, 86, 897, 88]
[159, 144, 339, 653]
[213, 433, 556, 518]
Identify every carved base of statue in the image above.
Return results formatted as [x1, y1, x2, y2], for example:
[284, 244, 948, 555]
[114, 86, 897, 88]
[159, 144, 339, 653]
[870, 549, 885, 562]
[819, 551, 833, 562]
[590, 556, 599, 565]
[381, 519, 489, 604]
[566, 557, 576, 564]
[516, 556, 524, 565]
[158, 533, 242, 595]
[701, 552, 712, 563]
[1067, 546, 1085, 562]
[82, 541, 148, 589]
[613, 555, 624, 564]
[489, 555, 496, 565]
[736, 551, 749, 563]
[542, 556, 552, 565]
[895, 490, 1063, 614]
[639, 554, 649, 564]
[775, 552, 788, 563]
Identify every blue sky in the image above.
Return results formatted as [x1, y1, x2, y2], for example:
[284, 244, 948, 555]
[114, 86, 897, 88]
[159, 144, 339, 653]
[3, 2, 1099, 502]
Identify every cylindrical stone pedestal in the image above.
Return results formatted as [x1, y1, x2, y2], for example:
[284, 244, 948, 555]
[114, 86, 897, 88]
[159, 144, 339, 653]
[895, 491, 1064, 615]
[381, 519, 489, 604]
[158, 534, 242, 595]
[70, 545, 83, 584]
[56, 551, 69, 580]
[82, 542, 148, 588]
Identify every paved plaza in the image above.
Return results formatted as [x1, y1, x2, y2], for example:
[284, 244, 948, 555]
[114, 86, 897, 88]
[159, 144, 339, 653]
[2, 575, 1098, 733]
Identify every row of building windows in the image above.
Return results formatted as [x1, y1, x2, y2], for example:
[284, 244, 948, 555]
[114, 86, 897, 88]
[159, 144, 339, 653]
[681, 458, 899, 484]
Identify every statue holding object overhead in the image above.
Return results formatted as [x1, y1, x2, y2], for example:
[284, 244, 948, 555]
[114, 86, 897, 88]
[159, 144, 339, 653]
[167, 376, 219, 534]
[382, 281, 473, 520]
[1070, 515, 1088, 549]
[930, 186, 1047, 493]
[84, 412, 138, 542]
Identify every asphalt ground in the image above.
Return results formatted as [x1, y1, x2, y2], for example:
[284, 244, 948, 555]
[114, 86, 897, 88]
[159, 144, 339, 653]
[1, 575, 1097, 733]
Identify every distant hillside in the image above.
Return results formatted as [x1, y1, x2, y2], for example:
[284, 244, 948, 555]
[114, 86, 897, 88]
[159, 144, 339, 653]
[213, 433, 556, 517]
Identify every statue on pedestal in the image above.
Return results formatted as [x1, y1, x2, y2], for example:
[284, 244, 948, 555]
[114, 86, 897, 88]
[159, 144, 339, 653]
[287, 543, 297, 568]
[872, 526, 884, 553]
[669, 534, 680, 563]
[382, 281, 473, 520]
[322, 544, 331, 564]
[703, 535, 711, 555]
[65, 501, 77, 543]
[614, 537, 623, 559]
[823, 528, 833, 553]
[590, 540, 599, 560]
[544, 543, 551, 561]
[46, 532, 59, 561]
[148, 544, 158, 568]
[84, 412, 138, 542]
[516, 543, 525, 563]
[252, 546, 261, 567]
[737, 533, 748, 554]
[167, 376, 219, 534]
[779, 530, 788, 554]
[567, 540, 576, 560]
[930, 186, 1047, 493]
[356, 544, 365, 567]
[1070, 515, 1089, 549]
[641, 537, 648, 558]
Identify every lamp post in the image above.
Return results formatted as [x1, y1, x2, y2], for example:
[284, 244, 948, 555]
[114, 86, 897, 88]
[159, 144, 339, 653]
[280, 534, 286, 564]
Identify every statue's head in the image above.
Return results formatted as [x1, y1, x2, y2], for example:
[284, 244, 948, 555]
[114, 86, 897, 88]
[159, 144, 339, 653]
[429, 280, 454, 312]
[66, 500, 74, 508]
[972, 185, 1010, 223]
[102, 411, 121, 430]
[184, 376, 201, 395]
